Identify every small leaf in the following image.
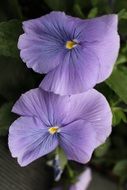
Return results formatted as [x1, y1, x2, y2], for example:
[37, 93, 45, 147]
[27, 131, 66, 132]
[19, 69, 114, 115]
[118, 9, 127, 20]
[88, 7, 98, 18]
[106, 67, 127, 104]
[0, 20, 22, 58]
[95, 139, 110, 157]
[113, 160, 127, 177]
[112, 107, 127, 126]
[116, 54, 127, 65]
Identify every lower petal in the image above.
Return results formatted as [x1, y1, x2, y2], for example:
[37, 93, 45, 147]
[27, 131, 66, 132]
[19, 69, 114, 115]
[59, 120, 96, 164]
[40, 47, 99, 95]
[9, 116, 58, 166]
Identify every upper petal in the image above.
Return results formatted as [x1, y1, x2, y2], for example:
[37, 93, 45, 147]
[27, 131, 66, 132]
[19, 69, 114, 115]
[18, 11, 76, 74]
[76, 14, 119, 42]
[59, 120, 96, 164]
[75, 14, 120, 82]
[9, 116, 58, 166]
[40, 46, 99, 95]
[12, 88, 70, 126]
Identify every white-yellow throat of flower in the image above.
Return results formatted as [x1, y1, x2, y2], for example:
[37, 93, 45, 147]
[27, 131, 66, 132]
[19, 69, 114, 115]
[66, 40, 77, 49]
[48, 126, 59, 135]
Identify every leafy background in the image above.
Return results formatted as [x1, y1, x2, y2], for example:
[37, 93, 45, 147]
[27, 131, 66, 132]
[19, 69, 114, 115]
[0, 0, 127, 189]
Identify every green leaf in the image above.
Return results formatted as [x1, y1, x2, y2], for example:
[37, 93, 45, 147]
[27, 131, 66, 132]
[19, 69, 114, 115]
[116, 54, 127, 65]
[118, 9, 127, 20]
[112, 107, 127, 126]
[0, 102, 15, 136]
[88, 7, 98, 18]
[95, 139, 110, 157]
[113, 160, 127, 177]
[43, 0, 66, 11]
[106, 67, 127, 104]
[0, 20, 22, 58]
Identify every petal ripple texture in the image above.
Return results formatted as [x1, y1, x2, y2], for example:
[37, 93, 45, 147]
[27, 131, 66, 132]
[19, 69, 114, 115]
[18, 12, 120, 95]
[9, 88, 112, 166]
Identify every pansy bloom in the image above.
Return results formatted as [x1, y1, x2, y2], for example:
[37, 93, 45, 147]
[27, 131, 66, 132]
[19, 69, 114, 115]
[9, 88, 112, 166]
[18, 11, 120, 95]
[52, 168, 92, 190]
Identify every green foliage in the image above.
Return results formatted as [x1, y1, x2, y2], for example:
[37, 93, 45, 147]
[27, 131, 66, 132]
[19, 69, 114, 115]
[106, 67, 127, 104]
[43, 0, 67, 11]
[0, 20, 22, 58]
[118, 9, 127, 20]
[88, 7, 98, 18]
[95, 139, 111, 157]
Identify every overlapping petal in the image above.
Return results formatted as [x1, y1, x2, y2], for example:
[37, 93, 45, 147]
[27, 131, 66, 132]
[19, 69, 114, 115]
[9, 116, 58, 166]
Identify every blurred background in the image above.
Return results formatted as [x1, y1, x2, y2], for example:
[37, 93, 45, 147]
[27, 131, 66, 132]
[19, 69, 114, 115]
[0, 0, 127, 190]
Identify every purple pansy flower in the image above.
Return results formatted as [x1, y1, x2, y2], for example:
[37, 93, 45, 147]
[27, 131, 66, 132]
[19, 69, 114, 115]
[8, 88, 112, 167]
[52, 168, 92, 190]
[18, 11, 120, 95]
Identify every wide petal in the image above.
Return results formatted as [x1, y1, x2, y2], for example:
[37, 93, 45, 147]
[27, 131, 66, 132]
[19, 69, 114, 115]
[76, 14, 120, 82]
[40, 46, 99, 95]
[59, 120, 96, 164]
[77, 14, 118, 42]
[9, 116, 58, 166]
[12, 88, 70, 126]
[18, 12, 75, 73]
[65, 89, 112, 146]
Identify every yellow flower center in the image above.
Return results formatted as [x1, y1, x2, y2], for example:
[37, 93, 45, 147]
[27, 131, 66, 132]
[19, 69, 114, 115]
[65, 40, 77, 49]
[48, 126, 59, 135]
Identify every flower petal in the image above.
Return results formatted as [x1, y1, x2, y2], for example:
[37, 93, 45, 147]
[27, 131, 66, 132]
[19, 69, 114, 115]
[59, 120, 96, 164]
[77, 14, 118, 42]
[65, 89, 112, 146]
[9, 116, 58, 166]
[76, 14, 120, 82]
[40, 46, 99, 95]
[12, 88, 70, 126]
[18, 12, 75, 73]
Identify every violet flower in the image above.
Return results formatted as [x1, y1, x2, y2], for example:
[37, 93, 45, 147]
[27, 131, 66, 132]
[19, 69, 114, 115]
[9, 88, 112, 167]
[18, 11, 120, 95]
[52, 168, 92, 190]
